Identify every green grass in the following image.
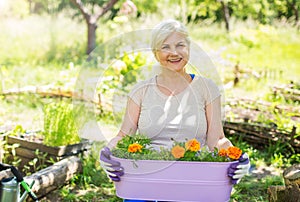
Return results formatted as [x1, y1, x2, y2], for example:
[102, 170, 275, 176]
[0, 15, 86, 64]
[0, 94, 45, 129]
[188, 21, 300, 98]
[230, 175, 284, 202]
[226, 24, 300, 81]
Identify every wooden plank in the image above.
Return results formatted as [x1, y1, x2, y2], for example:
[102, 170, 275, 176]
[7, 136, 91, 157]
[25, 156, 83, 198]
[14, 147, 60, 162]
[7, 136, 61, 155]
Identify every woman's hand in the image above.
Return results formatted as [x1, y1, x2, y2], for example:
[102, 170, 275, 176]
[100, 147, 124, 182]
[228, 153, 250, 184]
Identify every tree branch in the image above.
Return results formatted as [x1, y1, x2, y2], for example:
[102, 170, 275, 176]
[94, 0, 119, 21]
[69, 0, 91, 22]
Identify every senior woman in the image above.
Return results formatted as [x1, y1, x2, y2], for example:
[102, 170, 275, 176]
[100, 19, 250, 201]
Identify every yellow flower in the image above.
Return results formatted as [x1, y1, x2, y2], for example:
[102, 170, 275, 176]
[227, 146, 242, 160]
[218, 148, 227, 157]
[128, 143, 143, 153]
[171, 145, 185, 159]
[185, 139, 201, 152]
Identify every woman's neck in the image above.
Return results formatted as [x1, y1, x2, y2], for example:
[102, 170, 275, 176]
[160, 67, 190, 80]
[156, 69, 192, 96]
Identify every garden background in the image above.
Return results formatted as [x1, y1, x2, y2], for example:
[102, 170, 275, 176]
[0, 0, 299, 201]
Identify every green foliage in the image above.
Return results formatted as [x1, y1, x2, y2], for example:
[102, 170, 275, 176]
[22, 149, 49, 175]
[181, 0, 222, 23]
[112, 146, 174, 161]
[100, 52, 147, 95]
[133, 0, 159, 14]
[2, 0, 300, 27]
[112, 134, 239, 162]
[229, 128, 299, 167]
[193, 147, 232, 162]
[76, 142, 111, 188]
[9, 125, 25, 136]
[116, 134, 151, 150]
[58, 142, 122, 201]
[112, 134, 174, 160]
[177, 0, 300, 25]
[226, 137, 287, 201]
[2, 142, 21, 168]
[120, 53, 146, 90]
[115, 135, 158, 164]
[226, 89, 300, 138]
[230, 175, 284, 201]
[43, 101, 81, 146]
[96, 52, 147, 123]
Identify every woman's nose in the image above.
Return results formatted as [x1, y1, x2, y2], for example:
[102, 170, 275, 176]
[169, 47, 178, 54]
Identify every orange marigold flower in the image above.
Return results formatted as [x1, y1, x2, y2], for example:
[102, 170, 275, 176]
[185, 139, 201, 152]
[171, 145, 185, 159]
[128, 143, 143, 153]
[218, 148, 227, 157]
[227, 146, 242, 160]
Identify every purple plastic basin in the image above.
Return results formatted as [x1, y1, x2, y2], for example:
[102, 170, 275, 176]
[111, 156, 237, 202]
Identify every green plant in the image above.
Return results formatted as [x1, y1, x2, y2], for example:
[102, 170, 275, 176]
[230, 175, 283, 202]
[22, 149, 49, 175]
[119, 52, 146, 91]
[2, 142, 21, 167]
[43, 100, 80, 146]
[99, 52, 147, 95]
[9, 125, 25, 137]
[112, 134, 243, 162]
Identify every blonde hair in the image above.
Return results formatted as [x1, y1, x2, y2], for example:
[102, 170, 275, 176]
[151, 19, 190, 54]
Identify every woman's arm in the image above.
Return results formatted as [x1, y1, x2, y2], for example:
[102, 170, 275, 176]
[205, 96, 233, 151]
[107, 97, 141, 149]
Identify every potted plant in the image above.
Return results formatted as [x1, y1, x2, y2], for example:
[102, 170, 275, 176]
[111, 134, 241, 201]
[6, 101, 91, 172]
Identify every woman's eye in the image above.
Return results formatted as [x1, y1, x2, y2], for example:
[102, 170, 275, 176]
[161, 46, 169, 50]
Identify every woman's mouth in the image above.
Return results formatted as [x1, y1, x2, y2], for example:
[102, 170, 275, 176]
[168, 58, 182, 63]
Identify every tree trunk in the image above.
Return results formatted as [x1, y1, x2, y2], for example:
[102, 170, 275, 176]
[283, 164, 300, 186]
[70, 0, 119, 55]
[220, 0, 230, 31]
[268, 164, 300, 202]
[28, 0, 33, 14]
[87, 22, 97, 55]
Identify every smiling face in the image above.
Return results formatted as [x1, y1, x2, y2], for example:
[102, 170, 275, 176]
[155, 32, 190, 73]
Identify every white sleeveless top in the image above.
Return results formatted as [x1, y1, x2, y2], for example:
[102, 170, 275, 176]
[127, 75, 220, 149]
